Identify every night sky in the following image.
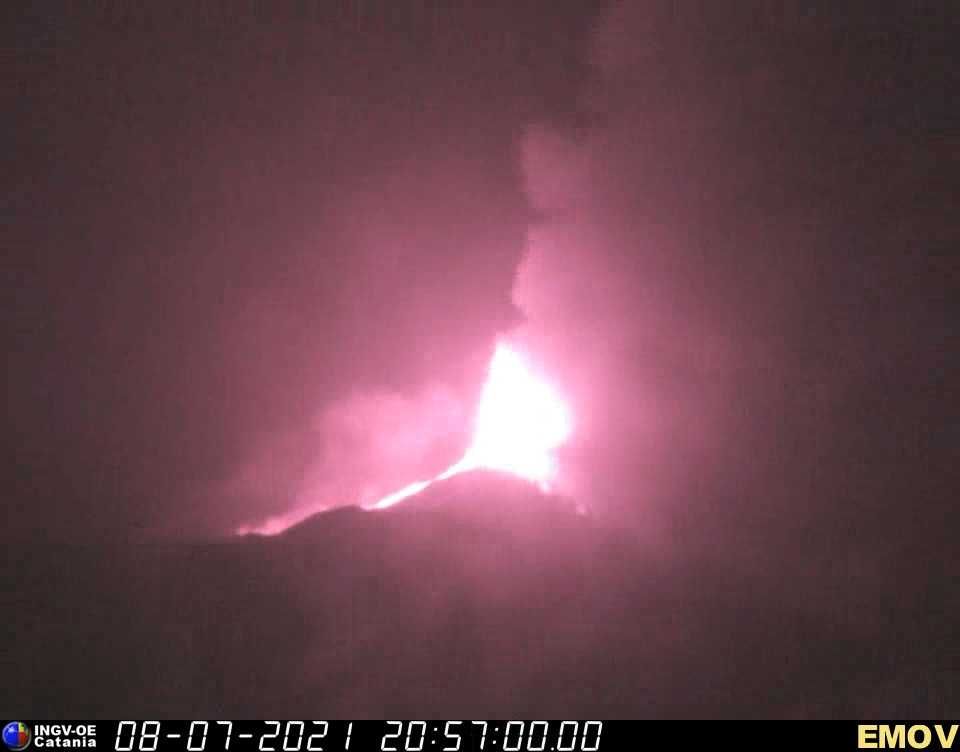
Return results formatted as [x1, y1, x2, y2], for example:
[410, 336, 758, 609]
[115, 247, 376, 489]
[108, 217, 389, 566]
[5, 1, 958, 717]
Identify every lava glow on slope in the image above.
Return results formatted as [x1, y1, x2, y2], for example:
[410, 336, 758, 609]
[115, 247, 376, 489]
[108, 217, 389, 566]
[372, 342, 572, 508]
[236, 342, 572, 534]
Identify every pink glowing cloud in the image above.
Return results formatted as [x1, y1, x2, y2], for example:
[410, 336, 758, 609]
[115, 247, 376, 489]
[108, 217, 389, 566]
[372, 341, 573, 509]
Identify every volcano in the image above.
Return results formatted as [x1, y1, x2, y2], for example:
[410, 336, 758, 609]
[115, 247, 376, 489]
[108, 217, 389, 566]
[6, 469, 955, 718]
[283, 469, 583, 543]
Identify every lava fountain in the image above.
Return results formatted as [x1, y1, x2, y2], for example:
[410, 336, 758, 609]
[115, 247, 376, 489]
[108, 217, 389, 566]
[371, 341, 572, 509]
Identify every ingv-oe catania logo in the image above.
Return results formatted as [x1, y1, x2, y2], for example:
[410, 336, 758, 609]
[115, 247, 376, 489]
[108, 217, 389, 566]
[9, 727, 96, 749]
[3, 724, 31, 752]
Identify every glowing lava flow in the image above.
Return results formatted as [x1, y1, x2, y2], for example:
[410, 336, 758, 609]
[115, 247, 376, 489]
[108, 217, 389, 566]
[371, 342, 572, 509]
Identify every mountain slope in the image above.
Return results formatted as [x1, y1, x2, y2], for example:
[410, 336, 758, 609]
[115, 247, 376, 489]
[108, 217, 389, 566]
[5, 470, 956, 717]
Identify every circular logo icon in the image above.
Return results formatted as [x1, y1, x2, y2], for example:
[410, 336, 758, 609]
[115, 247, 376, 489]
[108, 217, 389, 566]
[2, 723, 31, 751]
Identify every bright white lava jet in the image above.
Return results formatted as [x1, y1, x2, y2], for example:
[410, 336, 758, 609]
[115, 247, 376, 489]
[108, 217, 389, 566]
[371, 342, 572, 509]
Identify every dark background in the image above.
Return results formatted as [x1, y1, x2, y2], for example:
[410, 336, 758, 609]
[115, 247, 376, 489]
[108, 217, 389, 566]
[4, 1, 957, 717]
[6, 1, 596, 538]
